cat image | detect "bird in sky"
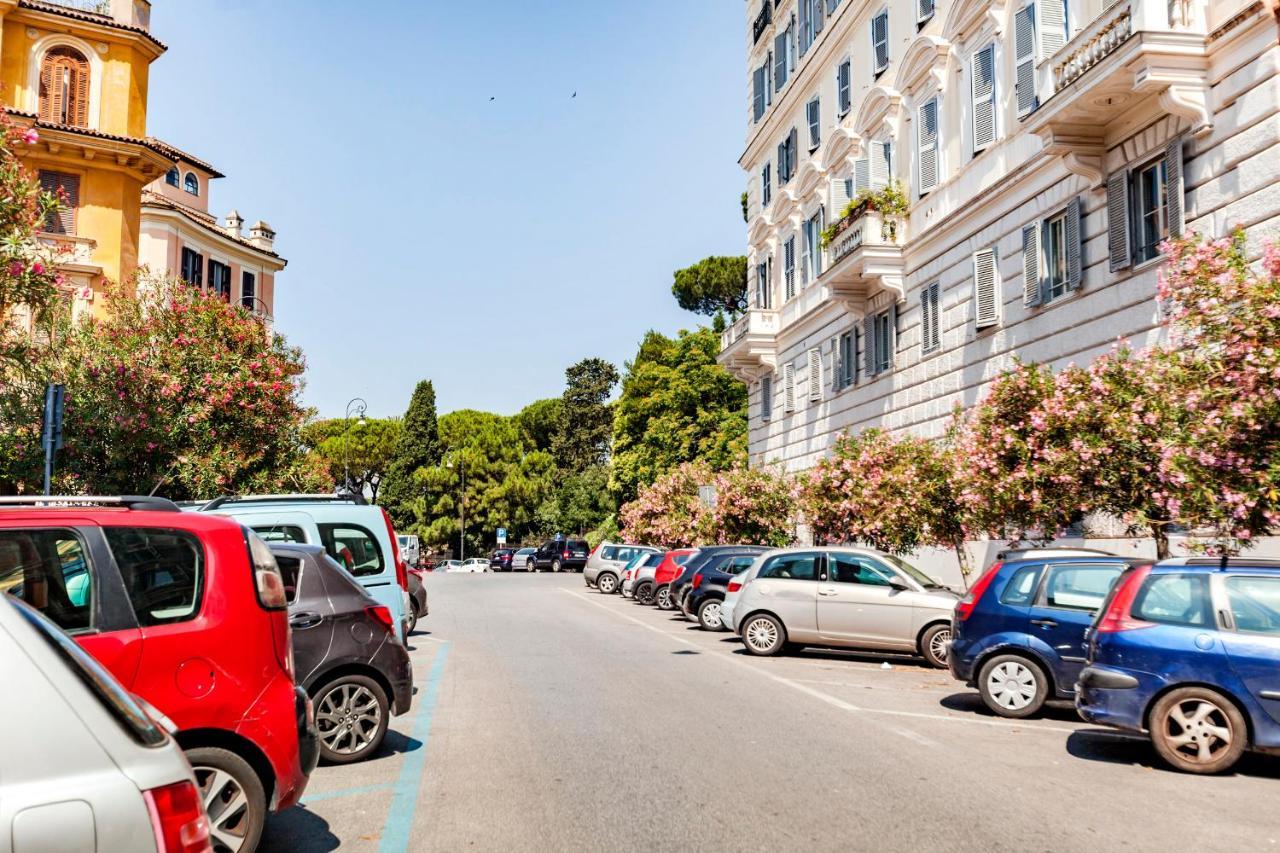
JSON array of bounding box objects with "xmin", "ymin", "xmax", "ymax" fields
[
  {"xmin": 489, "ymin": 96, "xmax": 495, "ymax": 101},
  {"xmin": 571, "ymin": 91, "xmax": 577, "ymax": 98}
]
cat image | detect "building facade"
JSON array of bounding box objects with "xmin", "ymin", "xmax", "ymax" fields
[
  {"xmin": 139, "ymin": 142, "xmax": 285, "ymax": 317},
  {"xmin": 725, "ymin": 0, "xmax": 1279, "ymax": 485}
]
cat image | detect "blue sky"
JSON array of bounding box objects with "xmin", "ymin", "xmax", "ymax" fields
[{"xmin": 146, "ymin": 0, "xmax": 745, "ymax": 420}]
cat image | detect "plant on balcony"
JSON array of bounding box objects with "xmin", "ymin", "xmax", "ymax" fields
[{"xmin": 820, "ymin": 180, "xmax": 909, "ymax": 249}]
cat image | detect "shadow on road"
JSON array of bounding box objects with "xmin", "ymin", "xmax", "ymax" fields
[
  {"xmin": 262, "ymin": 804, "xmax": 340, "ymax": 852},
  {"xmin": 1065, "ymin": 729, "xmax": 1280, "ymax": 779},
  {"xmin": 939, "ymin": 692, "xmax": 1082, "ymax": 723}
]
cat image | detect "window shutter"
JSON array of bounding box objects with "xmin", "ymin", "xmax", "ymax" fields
[
  {"xmin": 761, "ymin": 376, "xmax": 773, "ymax": 421},
  {"xmin": 784, "ymin": 363, "xmax": 797, "ymax": 411},
  {"xmin": 870, "ymin": 143, "xmax": 889, "ymax": 190},
  {"xmin": 39, "ymin": 171, "xmax": 79, "ymax": 235},
  {"xmin": 1106, "ymin": 172, "xmax": 1130, "ymax": 272},
  {"xmin": 753, "ymin": 67, "xmax": 765, "ymax": 122},
  {"xmin": 789, "ymin": 128, "xmax": 798, "ymax": 177},
  {"xmin": 890, "ymin": 302, "xmax": 899, "ymax": 363},
  {"xmin": 830, "ymin": 177, "xmax": 851, "ymax": 218},
  {"xmin": 853, "ymin": 327, "xmax": 861, "ymax": 384},
  {"xmin": 1066, "ymin": 196, "xmax": 1083, "ymax": 291},
  {"xmin": 799, "ymin": 0, "xmax": 810, "ymax": 55},
  {"xmin": 808, "ymin": 99, "xmax": 821, "ymax": 148},
  {"xmin": 918, "ymin": 99, "xmax": 939, "ymax": 194},
  {"xmin": 863, "ymin": 315, "xmax": 876, "ymax": 377},
  {"xmin": 838, "ymin": 62, "xmax": 851, "ymax": 114},
  {"xmin": 1165, "ymin": 136, "xmax": 1185, "ymax": 238},
  {"xmin": 1022, "ymin": 222, "xmax": 1041, "ymax": 307},
  {"xmin": 918, "ymin": 0, "xmax": 935, "ymax": 23},
  {"xmin": 1038, "ymin": 0, "xmax": 1066, "ymax": 59},
  {"xmin": 774, "ymin": 33, "xmax": 788, "ymax": 91},
  {"xmin": 1014, "ymin": 5, "xmax": 1037, "ymax": 115},
  {"xmin": 852, "ymin": 158, "xmax": 871, "ymax": 195},
  {"xmin": 831, "ymin": 336, "xmax": 841, "ymax": 393},
  {"xmin": 814, "ymin": 0, "xmax": 824, "ymax": 36},
  {"xmin": 919, "ymin": 287, "xmax": 933, "ymax": 354},
  {"xmin": 972, "ymin": 45, "xmax": 996, "ymax": 152},
  {"xmin": 38, "ymin": 55, "xmax": 55, "ymax": 122},
  {"xmin": 808, "ymin": 348, "xmax": 822, "ymax": 401},
  {"xmin": 71, "ymin": 58, "xmax": 89, "ymax": 127},
  {"xmin": 974, "ymin": 249, "xmax": 999, "ymax": 327},
  {"xmin": 872, "ymin": 13, "xmax": 889, "ymax": 73}
]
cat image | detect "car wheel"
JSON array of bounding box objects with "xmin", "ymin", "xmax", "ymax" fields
[
  {"xmin": 978, "ymin": 654, "xmax": 1049, "ymax": 718},
  {"xmin": 634, "ymin": 582, "xmax": 655, "ymax": 606},
  {"xmin": 742, "ymin": 613, "xmax": 787, "ymax": 656},
  {"xmin": 919, "ymin": 623, "xmax": 952, "ymax": 669},
  {"xmin": 552, "ymin": 559, "xmax": 562, "ymax": 573},
  {"xmin": 1149, "ymin": 687, "xmax": 1248, "ymax": 774},
  {"xmin": 527, "ymin": 560, "xmax": 536, "ymax": 573},
  {"xmin": 187, "ymin": 746, "xmax": 266, "ymax": 853},
  {"xmin": 408, "ymin": 600, "xmax": 420, "ymax": 634},
  {"xmin": 655, "ymin": 585, "xmax": 673, "ymax": 610},
  {"xmin": 697, "ymin": 598, "xmax": 725, "ymax": 631},
  {"xmin": 597, "ymin": 573, "xmax": 618, "ymax": 595},
  {"xmin": 314, "ymin": 675, "xmax": 390, "ymax": 765}
]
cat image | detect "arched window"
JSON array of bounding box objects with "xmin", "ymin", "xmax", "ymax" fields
[
  {"xmin": 165, "ymin": 167, "xmax": 179, "ymax": 187},
  {"xmin": 184, "ymin": 173, "xmax": 199, "ymax": 195},
  {"xmin": 38, "ymin": 46, "xmax": 90, "ymax": 127}
]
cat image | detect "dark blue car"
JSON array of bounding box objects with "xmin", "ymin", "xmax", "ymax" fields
[
  {"xmin": 1077, "ymin": 557, "xmax": 1280, "ymax": 774},
  {"xmin": 949, "ymin": 549, "xmax": 1138, "ymax": 718},
  {"xmin": 680, "ymin": 548, "xmax": 767, "ymax": 630}
]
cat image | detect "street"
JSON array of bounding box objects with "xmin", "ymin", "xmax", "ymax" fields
[{"xmin": 263, "ymin": 573, "xmax": 1280, "ymax": 853}]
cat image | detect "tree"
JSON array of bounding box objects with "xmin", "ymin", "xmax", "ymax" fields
[
  {"xmin": 514, "ymin": 397, "xmax": 561, "ymax": 453},
  {"xmin": 380, "ymin": 380, "xmax": 441, "ymax": 528},
  {"xmin": 537, "ymin": 464, "xmax": 615, "ymax": 537},
  {"xmin": 611, "ymin": 327, "xmax": 747, "ymax": 501},
  {"xmin": 710, "ymin": 466, "xmax": 794, "ymax": 547},
  {"xmin": 671, "ymin": 256, "xmax": 748, "ymax": 317},
  {"xmin": 618, "ymin": 461, "xmax": 713, "ymax": 548},
  {"xmin": 551, "ymin": 357, "xmax": 618, "ymax": 472},
  {"xmin": 301, "ymin": 417, "xmax": 401, "ymax": 502}
]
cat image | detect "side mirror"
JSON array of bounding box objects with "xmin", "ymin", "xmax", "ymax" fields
[{"xmin": 888, "ymin": 578, "xmax": 910, "ymax": 591}]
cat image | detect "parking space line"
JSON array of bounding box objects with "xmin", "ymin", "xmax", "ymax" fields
[{"xmin": 378, "ymin": 641, "xmax": 451, "ymax": 853}]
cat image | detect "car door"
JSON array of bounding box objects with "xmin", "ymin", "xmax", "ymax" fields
[
  {"xmin": 816, "ymin": 552, "xmax": 914, "ymax": 647},
  {"xmin": 753, "ymin": 552, "xmax": 822, "ymax": 640},
  {"xmin": 281, "ymin": 551, "xmax": 335, "ymax": 688},
  {"xmin": 1027, "ymin": 561, "xmax": 1126, "ymax": 685},
  {"xmin": 1219, "ymin": 573, "xmax": 1280, "ymax": 731}
]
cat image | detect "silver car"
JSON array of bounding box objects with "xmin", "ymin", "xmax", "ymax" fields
[
  {"xmin": 0, "ymin": 596, "xmax": 210, "ymax": 852},
  {"xmin": 512, "ymin": 547, "xmax": 537, "ymax": 571},
  {"xmin": 622, "ymin": 552, "xmax": 664, "ymax": 598},
  {"xmin": 584, "ymin": 542, "xmax": 661, "ymax": 593},
  {"xmin": 730, "ymin": 547, "xmax": 959, "ymax": 667}
]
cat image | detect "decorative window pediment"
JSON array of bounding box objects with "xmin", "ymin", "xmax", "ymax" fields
[
  {"xmin": 943, "ymin": 0, "xmax": 1006, "ymax": 46},
  {"xmin": 894, "ymin": 35, "xmax": 952, "ymax": 98},
  {"xmin": 854, "ymin": 85, "xmax": 903, "ymax": 142}
]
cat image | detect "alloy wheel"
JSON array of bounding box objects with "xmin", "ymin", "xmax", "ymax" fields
[
  {"xmin": 700, "ymin": 600, "xmax": 722, "ymax": 629},
  {"xmin": 928, "ymin": 627, "xmax": 952, "ymax": 664},
  {"xmin": 194, "ymin": 765, "xmax": 251, "ymax": 853},
  {"xmin": 656, "ymin": 587, "xmax": 670, "ymax": 609},
  {"xmin": 317, "ymin": 682, "xmax": 384, "ymax": 758},
  {"xmin": 1163, "ymin": 699, "xmax": 1235, "ymax": 766},
  {"xmin": 744, "ymin": 617, "xmax": 779, "ymax": 653},
  {"xmin": 598, "ymin": 574, "xmax": 617, "ymax": 594},
  {"xmin": 986, "ymin": 661, "xmax": 1037, "ymax": 711}
]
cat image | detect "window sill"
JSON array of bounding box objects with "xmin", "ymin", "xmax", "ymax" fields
[{"xmin": 1131, "ymin": 254, "xmax": 1164, "ymax": 275}]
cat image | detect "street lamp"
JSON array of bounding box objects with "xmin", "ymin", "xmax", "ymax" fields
[
  {"xmin": 343, "ymin": 397, "xmax": 367, "ymax": 494},
  {"xmin": 445, "ymin": 457, "xmax": 465, "ymax": 561}
]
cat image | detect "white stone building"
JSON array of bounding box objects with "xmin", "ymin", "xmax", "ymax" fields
[{"xmin": 725, "ymin": 0, "xmax": 1278, "ymax": 480}]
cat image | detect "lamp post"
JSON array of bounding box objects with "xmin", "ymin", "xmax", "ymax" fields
[
  {"xmin": 343, "ymin": 397, "xmax": 367, "ymax": 494},
  {"xmin": 445, "ymin": 457, "xmax": 465, "ymax": 561}
]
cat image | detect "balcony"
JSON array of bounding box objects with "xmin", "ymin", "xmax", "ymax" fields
[
  {"xmin": 42, "ymin": 0, "xmax": 112, "ymax": 14},
  {"xmin": 718, "ymin": 308, "xmax": 778, "ymax": 381},
  {"xmin": 820, "ymin": 206, "xmax": 905, "ymax": 312},
  {"xmin": 752, "ymin": 2, "xmax": 772, "ymax": 45},
  {"xmin": 38, "ymin": 232, "xmax": 99, "ymax": 270}
]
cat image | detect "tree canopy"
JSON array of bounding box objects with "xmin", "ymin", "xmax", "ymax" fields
[
  {"xmin": 671, "ymin": 256, "xmax": 748, "ymax": 317},
  {"xmin": 301, "ymin": 417, "xmax": 401, "ymax": 502},
  {"xmin": 380, "ymin": 379, "xmax": 441, "ymax": 527},
  {"xmin": 551, "ymin": 357, "xmax": 619, "ymax": 472}
]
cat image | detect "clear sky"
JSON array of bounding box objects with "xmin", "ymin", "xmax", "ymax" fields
[{"xmin": 146, "ymin": 0, "xmax": 746, "ymax": 420}]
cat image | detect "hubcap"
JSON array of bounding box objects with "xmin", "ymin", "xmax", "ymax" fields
[
  {"xmin": 929, "ymin": 628, "xmax": 952, "ymax": 663},
  {"xmin": 986, "ymin": 661, "xmax": 1037, "ymax": 710},
  {"xmin": 599, "ymin": 575, "xmax": 616, "ymax": 594},
  {"xmin": 1165, "ymin": 699, "xmax": 1233, "ymax": 764},
  {"xmin": 702, "ymin": 601, "xmax": 723, "ymax": 628},
  {"xmin": 657, "ymin": 588, "xmax": 670, "ymax": 608},
  {"xmin": 745, "ymin": 617, "xmax": 778, "ymax": 652},
  {"xmin": 317, "ymin": 683, "xmax": 383, "ymax": 756},
  {"xmin": 193, "ymin": 765, "xmax": 250, "ymax": 853}
]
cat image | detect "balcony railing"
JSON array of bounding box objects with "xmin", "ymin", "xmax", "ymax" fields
[
  {"xmin": 39, "ymin": 232, "xmax": 97, "ymax": 267},
  {"xmin": 821, "ymin": 205, "xmax": 906, "ymax": 306},
  {"xmin": 718, "ymin": 308, "xmax": 779, "ymax": 380},
  {"xmin": 721, "ymin": 308, "xmax": 778, "ymax": 351},
  {"xmin": 826, "ymin": 203, "xmax": 899, "ymax": 266},
  {"xmin": 1051, "ymin": 2, "xmax": 1133, "ymax": 92},
  {"xmin": 752, "ymin": 2, "xmax": 772, "ymax": 44},
  {"xmin": 42, "ymin": 0, "xmax": 112, "ymax": 15}
]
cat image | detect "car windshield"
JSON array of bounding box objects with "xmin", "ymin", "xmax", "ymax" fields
[{"xmin": 877, "ymin": 553, "xmax": 948, "ymax": 589}]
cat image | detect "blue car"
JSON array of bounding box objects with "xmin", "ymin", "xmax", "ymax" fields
[
  {"xmin": 949, "ymin": 549, "xmax": 1138, "ymax": 718},
  {"xmin": 1077, "ymin": 558, "xmax": 1280, "ymax": 774}
]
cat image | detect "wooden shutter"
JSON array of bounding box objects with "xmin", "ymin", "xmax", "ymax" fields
[
  {"xmin": 974, "ymin": 249, "xmax": 999, "ymax": 327},
  {"xmin": 761, "ymin": 376, "xmax": 773, "ymax": 421},
  {"xmin": 972, "ymin": 44, "xmax": 996, "ymax": 152},
  {"xmin": 1066, "ymin": 197, "xmax": 1083, "ymax": 290},
  {"xmin": 39, "ymin": 48, "xmax": 90, "ymax": 127},
  {"xmin": 774, "ymin": 33, "xmax": 788, "ymax": 91},
  {"xmin": 38, "ymin": 53, "xmax": 56, "ymax": 122},
  {"xmin": 1022, "ymin": 222, "xmax": 1041, "ymax": 307},
  {"xmin": 1107, "ymin": 172, "xmax": 1130, "ymax": 272},
  {"xmin": 1165, "ymin": 136, "xmax": 1185, "ymax": 238},
  {"xmin": 753, "ymin": 67, "xmax": 765, "ymax": 122},
  {"xmin": 872, "ymin": 13, "xmax": 889, "ymax": 72},
  {"xmin": 39, "ymin": 171, "xmax": 78, "ymax": 234},
  {"xmin": 918, "ymin": 99, "xmax": 939, "ymax": 194},
  {"xmin": 70, "ymin": 56, "xmax": 89, "ymax": 127},
  {"xmin": 863, "ymin": 316, "xmax": 876, "ymax": 377},
  {"xmin": 919, "ymin": 0, "xmax": 935, "ymax": 23},
  {"xmin": 1038, "ymin": 0, "xmax": 1066, "ymax": 58},
  {"xmin": 808, "ymin": 348, "xmax": 822, "ymax": 401},
  {"xmin": 1015, "ymin": 5, "xmax": 1037, "ymax": 115},
  {"xmin": 870, "ymin": 143, "xmax": 889, "ymax": 190},
  {"xmin": 784, "ymin": 363, "xmax": 797, "ymax": 411},
  {"xmin": 830, "ymin": 337, "xmax": 841, "ymax": 393}
]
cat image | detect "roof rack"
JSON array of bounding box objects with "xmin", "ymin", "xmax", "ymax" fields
[
  {"xmin": 995, "ymin": 547, "xmax": 1117, "ymax": 559},
  {"xmin": 200, "ymin": 492, "xmax": 368, "ymax": 511},
  {"xmin": 1179, "ymin": 557, "xmax": 1280, "ymax": 569},
  {"xmin": 0, "ymin": 495, "xmax": 181, "ymax": 512}
]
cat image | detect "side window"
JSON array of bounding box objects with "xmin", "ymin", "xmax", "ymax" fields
[
  {"xmin": 999, "ymin": 565, "xmax": 1042, "ymax": 606},
  {"xmin": 317, "ymin": 524, "xmax": 384, "ymax": 578},
  {"xmin": 0, "ymin": 529, "xmax": 93, "ymax": 631},
  {"xmin": 1041, "ymin": 564, "xmax": 1123, "ymax": 612},
  {"xmin": 1132, "ymin": 573, "xmax": 1212, "ymax": 627},
  {"xmin": 828, "ymin": 553, "xmax": 894, "ymax": 586},
  {"xmin": 725, "ymin": 555, "xmax": 758, "ymax": 575},
  {"xmin": 275, "ymin": 555, "xmax": 303, "ymax": 605},
  {"xmin": 1225, "ymin": 576, "xmax": 1280, "ymax": 636},
  {"xmin": 601, "ymin": 546, "xmax": 619, "ymax": 561},
  {"xmin": 253, "ymin": 525, "xmax": 307, "ymax": 544},
  {"xmin": 104, "ymin": 527, "xmax": 204, "ymax": 627},
  {"xmin": 758, "ymin": 552, "xmax": 820, "ymax": 581}
]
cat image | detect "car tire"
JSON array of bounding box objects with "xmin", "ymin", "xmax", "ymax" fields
[
  {"xmin": 978, "ymin": 654, "xmax": 1049, "ymax": 718},
  {"xmin": 527, "ymin": 560, "xmax": 536, "ymax": 573},
  {"xmin": 741, "ymin": 613, "xmax": 787, "ymax": 656},
  {"xmin": 1149, "ymin": 686, "xmax": 1248, "ymax": 774},
  {"xmin": 919, "ymin": 623, "xmax": 952, "ymax": 669},
  {"xmin": 655, "ymin": 585, "xmax": 673, "ymax": 610},
  {"xmin": 314, "ymin": 674, "xmax": 390, "ymax": 765},
  {"xmin": 634, "ymin": 582, "xmax": 655, "ymax": 606},
  {"xmin": 408, "ymin": 600, "xmax": 420, "ymax": 634},
  {"xmin": 552, "ymin": 559, "xmax": 562, "ymax": 573},
  {"xmin": 597, "ymin": 573, "xmax": 619, "ymax": 595},
  {"xmin": 187, "ymin": 746, "xmax": 266, "ymax": 853},
  {"xmin": 697, "ymin": 597, "xmax": 725, "ymax": 631}
]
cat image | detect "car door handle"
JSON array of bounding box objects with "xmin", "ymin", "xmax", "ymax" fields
[
  {"xmin": 818, "ymin": 589, "xmax": 838, "ymax": 596},
  {"xmin": 1031, "ymin": 619, "xmax": 1058, "ymax": 628},
  {"xmin": 289, "ymin": 612, "xmax": 323, "ymax": 629}
]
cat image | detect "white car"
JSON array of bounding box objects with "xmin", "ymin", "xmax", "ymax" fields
[
  {"xmin": 719, "ymin": 558, "xmax": 762, "ymax": 635},
  {"xmin": 448, "ymin": 558, "xmax": 490, "ymax": 573}
]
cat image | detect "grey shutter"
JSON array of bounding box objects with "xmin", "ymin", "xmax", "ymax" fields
[
  {"xmin": 788, "ymin": 128, "xmax": 798, "ymax": 180},
  {"xmin": 774, "ymin": 33, "xmax": 788, "ymax": 91},
  {"xmin": 1165, "ymin": 136, "xmax": 1185, "ymax": 238},
  {"xmin": 853, "ymin": 327, "xmax": 861, "ymax": 384},
  {"xmin": 799, "ymin": 0, "xmax": 810, "ymax": 55},
  {"xmin": 872, "ymin": 13, "xmax": 889, "ymax": 72},
  {"xmin": 918, "ymin": 0, "xmax": 935, "ymax": 22},
  {"xmin": 1015, "ymin": 5, "xmax": 1037, "ymax": 115},
  {"xmin": 854, "ymin": 158, "xmax": 871, "ymax": 194},
  {"xmin": 784, "ymin": 363, "xmax": 797, "ymax": 411},
  {"xmin": 890, "ymin": 302, "xmax": 899, "ymax": 364},
  {"xmin": 918, "ymin": 99, "xmax": 939, "ymax": 194},
  {"xmin": 1023, "ymin": 222, "xmax": 1041, "ymax": 307},
  {"xmin": 838, "ymin": 62, "xmax": 851, "ymax": 113},
  {"xmin": 972, "ymin": 44, "xmax": 996, "ymax": 152},
  {"xmin": 1039, "ymin": 0, "xmax": 1066, "ymax": 59},
  {"xmin": 808, "ymin": 348, "xmax": 823, "ymax": 401},
  {"xmin": 870, "ymin": 143, "xmax": 889, "ymax": 189},
  {"xmin": 761, "ymin": 376, "xmax": 773, "ymax": 421},
  {"xmin": 777, "ymin": 142, "xmax": 787, "ymax": 183},
  {"xmin": 814, "ymin": 0, "xmax": 824, "ymax": 35},
  {"xmin": 920, "ymin": 287, "xmax": 933, "ymax": 354},
  {"xmin": 863, "ymin": 315, "xmax": 876, "ymax": 377},
  {"xmin": 1107, "ymin": 171, "xmax": 1130, "ymax": 272},
  {"xmin": 831, "ymin": 336, "xmax": 841, "ymax": 393},
  {"xmin": 753, "ymin": 67, "xmax": 765, "ymax": 122},
  {"xmin": 1066, "ymin": 197, "xmax": 1083, "ymax": 290},
  {"xmin": 974, "ymin": 249, "xmax": 998, "ymax": 327},
  {"xmin": 830, "ymin": 177, "xmax": 851, "ymax": 218},
  {"xmin": 808, "ymin": 99, "xmax": 821, "ymax": 148}
]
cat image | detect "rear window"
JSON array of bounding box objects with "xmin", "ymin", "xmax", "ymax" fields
[
  {"xmin": 1226, "ymin": 575, "xmax": 1280, "ymax": 635},
  {"xmin": 567, "ymin": 540, "xmax": 589, "ymax": 555},
  {"xmin": 723, "ymin": 555, "xmax": 758, "ymax": 575},
  {"xmin": 1000, "ymin": 565, "xmax": 1042, "ymax": 606},
  {"xmin": 1132, "ymin": 573, "xmax": 1212, "ymax": 627},
  {"xmin": 0, "ymin": 528, "xmax": 93, "ymax": 632},
  {"xmin": 758, "ymin": 553, "xmax": 820, "ymax": 581},
  {"xmin": 253, "ymin": 524, "xmax": 307, "ymax": 544},
  {"xmin": 317, "ymin": 523, "xmax": 385, "ymax": 577},
  {"xmin": 104, "ymin": 527, "xmax": 204, "ymax": 627}
]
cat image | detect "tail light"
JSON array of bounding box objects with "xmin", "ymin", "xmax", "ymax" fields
[
  {"xmin": 589, "ymin": 543, "xmax": 602, "ymax": 558},
  {"xmin": 692, "ymin": 573, "xmax": 703, "ymax": 589},
  {"xmin": 727, "ymin": 580, "xmax": 743, "ymax": 593},
  {"xmin": 143, "ymin": 780, "xmax": 212, "ymax": 853},
  {"xmin": 563, "ymin": 550, "xmax": 570, "ymax": 560},
  {"xmin": 380, "ymin": 509, "xmax": 410, "ymax": 591},
  {"xmin": 955, "ymin": 562, "xmax": 1002, "ymax": 621},
  {"xmin": 1095, "ymin": 564, "xmax": 1155, "ymax": 634},
  {"xmin": 367, "ymin": 605, "xmax": 396, "ymax": 634}
]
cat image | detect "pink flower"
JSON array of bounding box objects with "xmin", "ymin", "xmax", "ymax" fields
[
  {"xmin": 31, "ymin": 261, "xmax": 44, "ymax": 275},
  {"xmin": 7, "ymin": 261, "xmax": 21, "ymax": 277},
  {"xmin": 21, "ymin": 128, "xmax": 38, "ymax": 145}
]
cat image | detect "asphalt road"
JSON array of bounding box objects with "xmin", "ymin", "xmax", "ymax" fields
[{"xmin": 263, "ymin": 572, "xmax": 1280, "ymax": 853}]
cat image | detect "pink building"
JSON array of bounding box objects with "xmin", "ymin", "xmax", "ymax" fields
[{"xmin": 139, "ymin": 139, "xmax": 286, "ymax": 316}]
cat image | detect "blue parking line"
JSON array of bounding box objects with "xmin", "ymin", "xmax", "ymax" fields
[
  {"xmin": 378, "ymin": 642, "xmax": 451, "ymax": 853},
  {"xmin": 301, "ymin": 783, "xmax": 394, "ymax": 804}
]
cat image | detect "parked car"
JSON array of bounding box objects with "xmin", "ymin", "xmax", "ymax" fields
[
  {"xmin": 622, "ymin": 552, "xmax": 664, "ymax": 598},
  {"xmin": 512, "ymin": 547, "xmax": 537, "ymax": 572},
  {"xmin": 0, "ymin": 594, "xmax": 212, "ymax": 853},
  {"xmin": 490, "ymin": 548, "xmax": 516, "ymax": 571},
  {"xmin": 633, "ymin": 549, "xmax": 696, "ymax": 606},
  {"xmin": 397, "ymin": 534, "xmax": 421, "ymax": 567},
  {"xmin": 682, "ymin": 549, "xmax": 770, "ymax": 631},
  {"xmin": 584, "ymin": 542, "xmax": 661, "ymax": 593},
  {"xmin": 406, "ymin": 568, "xmax": 428, "ymax": 632},
  {"xmin": 448, "ymin": 558, "xmax": 490, "ymax": 573},
  {"xmin": 729, "ymin": 547, "xmax": 957, "ymax": 667},
  {"xmin": 1077, "ymin": 557, "xmax": 1280, "ymax": 774},
  {"xmin": 0, "ymin": 495, "xmax": 319, "ymax": 853},
  {"xmin": 530, "ymin": 538, "xmax": 591, "ymax": 573},
  {"xmin": 270, "ymin": 543, "xmax": 413, "ymax": 765},
  {"xmin": 650, "ymin": 549, "xmax": 700, "ymax": 610},
  {"xmin": 437, "ymin": 559, "xmax": 463, "ymax": 572},
  {"xmin": 948, "ymin": 550, "xmax": 1138, "ymax": 717},
  {"xmin": 202, "ymin": 494, "xmax": 412, "ymax": 643},
  {"xmin": 670, "ymin": 545, "xmax": 771, "ymax": 616}
]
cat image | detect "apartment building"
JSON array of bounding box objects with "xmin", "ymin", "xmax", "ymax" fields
[{"xmin": 725, "ymin": 0, "xmax": 1279, "ymax": 481}]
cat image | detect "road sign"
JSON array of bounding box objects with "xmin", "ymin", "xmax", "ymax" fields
[{"xmin": 496, "ymin": 527, "xmax": 507, "ymax": 545}]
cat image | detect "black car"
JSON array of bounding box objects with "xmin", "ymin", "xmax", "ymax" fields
[
  {"xmin": 530, "ymin": 538, "xmax": 590, "ymax": 572},
  {"xmin": 670, "ymin": 545, "xmax": 770, "ymax": 616},
  {"xmin": 489, "ymin": 548, "xmax": 516, "ymax": 571},
  {"xmin": 270, "ymin": 543, "xmax": 414, "ymax": 764},
  {"xmin": 681, "ymin": 549, "xmax": 769, "ymax": 630}
]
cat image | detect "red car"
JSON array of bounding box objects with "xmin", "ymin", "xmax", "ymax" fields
[
  {"xmin": 649, "ymin": 548, "xmax": 698, "ymax": 610},
  {"xmin": 0, "ymin": 496, "xmax": 319, "ymax": 853}
]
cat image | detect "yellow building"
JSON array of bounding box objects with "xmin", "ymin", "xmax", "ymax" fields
[{"xmin": 0, "ymin": 0, "xmax": 168, "ymax": 316}]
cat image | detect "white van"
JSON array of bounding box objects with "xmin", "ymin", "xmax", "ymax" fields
[
  {"xmin": 397, "ymin": 534, "xmax": 421, "ymax": 567},
  {"xmin": 201, "ymin": 494, "xmax": 412, "ymax": 641}
]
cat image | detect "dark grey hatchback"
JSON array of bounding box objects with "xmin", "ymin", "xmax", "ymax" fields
[{"xmin": 270, "ymin": 543, "xmax": 414, "ymax": 764}]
